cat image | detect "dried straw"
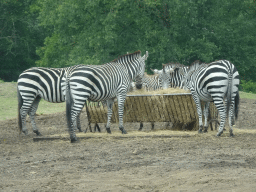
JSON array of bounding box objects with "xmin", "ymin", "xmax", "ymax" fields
[{"xmin": 85, "ymin": 87, "xmax": 218, "ymax": 131}]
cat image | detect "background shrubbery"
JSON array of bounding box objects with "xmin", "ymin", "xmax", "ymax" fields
[
  {"xmin": 240, "ymin": 80, "xmax": 256, "ymax": 94},
  {"xmin": 1, "ymin": 0, "xmax": 256, "ymax": 93}
]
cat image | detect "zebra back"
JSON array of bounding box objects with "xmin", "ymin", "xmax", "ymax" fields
[
  {"xmin": 17, "ymin": 65, "xmax": 84, "ymax": 103},
  {"xmin": 66, "ymin": 51, "xmax": 147, "ymax": 102}
]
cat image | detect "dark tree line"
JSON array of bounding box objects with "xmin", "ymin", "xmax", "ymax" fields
[{"xmin": 1, "ymin": 0, "xmax": 256, "ymax": 85}]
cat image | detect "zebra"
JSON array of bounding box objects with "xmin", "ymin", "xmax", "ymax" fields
[
  {"xmin": 179, "ymin": 60, "xmax": 240, "ymax": 136},
  {"xmin": 142, "ymin": 64, "xmax": 174, "ymax": 91},
  {"xmin": 163, "ymin": 63, "xmax": 189, "ymax": 88},
  {"xmin": 65, "ymin": 51, "xmax": 148, "ymax": 142},
  {"xmin": 17, "ymin": 65, "xmax": 84, "ymax": 136},
  {"xmin": 151, "ymin": 63, "xmax": 189, "ymax": 89}
]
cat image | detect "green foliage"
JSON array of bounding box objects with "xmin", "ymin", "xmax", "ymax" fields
[
  {"xmin": 240, "ymin": 80, "xmax": 256, "ymax": 94},
  {"xmin": 0, "ymin": 0, "xmax": 46, "ymax": 81},
  {"xmin": 0, "ymin": 0, "xmax": 256, "ymax": 83}
]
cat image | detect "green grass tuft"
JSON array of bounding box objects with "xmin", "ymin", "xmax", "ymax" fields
[{"xmin": 239, "ymin": 91, "xmax": 256, "ymax": 100}]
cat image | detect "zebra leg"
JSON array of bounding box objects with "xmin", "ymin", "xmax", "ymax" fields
[
  {"xmin": 203, "ymin": 102, "xmax": 210, "ymax": 133},
  {"xmin": 151, "ymin": 122, "xmax": 155, "ymax": 130},
  {"xmin": 20, "ymin": 107, "xmax": 30, "ymax": 135},
  {"xmin": 228, "ymin": 101, "xmax": 235, "ymax": 137},
  {"xmin": 19, "ymin": 98, "xmax": 35, "ymax": 135},
  {"xmin": 28, "ymin": 96, "xmax": 42, "ymax": 136},
  {"xmin": 106, "ymin": 99, "xmax": 115, "ymax": 134},
  {"xmin": 117, "ymin": 94, "xmax": 127, "ymax": 134},
  {"xmin": 96, "ymin": 123, "xmax": 101, "ymax": 132},
  {"xmin": 77, "ymin": 112, "xmax": 82, "ymax": 132},
  {"xmin": 66, "ymin": 93, "xmax": 85, "ymax": 143},
  {"xmin": 138, "ymin": 122, "xmax": 143, "ymax": 131},
  {"xmin": 191, "ymin": 94, "xmax": 204, "ymax": 133},
  {"xmin": 213, "ymin": 99, "xmax": 226, "ymax": 137}
]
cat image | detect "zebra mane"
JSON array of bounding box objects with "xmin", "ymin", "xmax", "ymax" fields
[{"xmin": 112, "ymin": 50, "xmax": 141, "ymax": 63}]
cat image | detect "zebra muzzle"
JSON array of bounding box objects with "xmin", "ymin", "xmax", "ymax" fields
[{"xmin": 135, "ymin": 83, "xmax": 142, "ymax": 89}]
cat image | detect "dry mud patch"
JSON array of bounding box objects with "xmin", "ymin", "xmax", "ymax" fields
[{"xmin": 0, "ymin": 98, "xmax": 256, "ymax": 191}]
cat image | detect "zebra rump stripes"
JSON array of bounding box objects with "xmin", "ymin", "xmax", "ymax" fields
[
  {"xmin": 180, "ymin": 60, "xmax": 240, "ymax": 137},
  {"xmin": 65, "ymin": 51, "xmax": 148, "ymax": 142},
  {"xmin": 17, "ymin": 66, "xmax": 83, "ymax": 136}
]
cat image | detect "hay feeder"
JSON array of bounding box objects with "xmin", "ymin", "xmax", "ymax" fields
[{"xmin": 85, "ymin": 93, "xmax": 218, "ymax": 132}]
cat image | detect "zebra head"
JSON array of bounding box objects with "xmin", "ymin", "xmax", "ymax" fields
[
  {"xmin": 161, "ymin": 64, "xmax": 175, "ymax": 89},
  {"xmin": 135, "ymin": 51, "xmax": 148, "ymax": 89}
]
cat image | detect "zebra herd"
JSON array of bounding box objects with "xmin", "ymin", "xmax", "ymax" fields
[{"xmin": 17, "ymin": 50, "xmax": 240, "ymax": 142}]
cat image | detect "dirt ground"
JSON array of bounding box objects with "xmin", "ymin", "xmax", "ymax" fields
[{"xmin": 1, "ymin": 98, "xmax": 256, "ymax": 192}]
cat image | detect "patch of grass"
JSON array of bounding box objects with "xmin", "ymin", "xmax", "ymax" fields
[
  {"xmin": 0, "ymin": 82, "xmax": 66, "ymax": 121},
  {"xmin": 239, "ymin": 91, "xmax": 256, "ymax": 100}
]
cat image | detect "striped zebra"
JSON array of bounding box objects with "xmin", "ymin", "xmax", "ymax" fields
[
  {"xmin": 17, "ymin": 65, "xmax": 83, "ymax": 136},
  {"xmin": 151, "ymin": 63, "xmax": 188, "ymax": 89},
  {"xmin": 164, "ymin": 63, "xmax": 189, "ymax": 88},
  {"xmin": 143, "ymin": 64, "xmax": 174, "ymax": 91},
  {"xmin": 179, "ymin": 60, "xmax": 240, "ymax": 136},
  {"xmin": 65, "ymin": 51, "xmax": 148, "ymax": 142}
]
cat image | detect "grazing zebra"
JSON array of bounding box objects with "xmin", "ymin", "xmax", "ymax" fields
[
  {"xmin": 163, "ymin": 63, "xmax": 189, "ymax": 88},
  {"xmin": 179, "ymin": 60, "xmax": 240, "ymax": 136},
  {"xmin": 143, "ymin": 65, "xmax": 174, "ymax": 91},
  {"xmin": 17, "ymin": 65, "xmax": 83, "ymax": 136},
  {"xmin": 151, "ymin": 63, "xmax": 188, "ymax": 89},
  {"xmin": 65, "ymin": 51, "xmax": 148, "ymax": 142}
]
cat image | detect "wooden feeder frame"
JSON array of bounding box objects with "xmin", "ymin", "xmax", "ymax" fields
[{"xmin": 85, "ymin": 93, "xmax": 218, "ymax": 131}]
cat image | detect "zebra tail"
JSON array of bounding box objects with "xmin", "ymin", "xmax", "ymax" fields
[
  {"xmin": 226, "ymin": 72, "xmax": 232, "ymax": 118},
  {"xmin": 65, "ymin": 78, "xmax": 73, "ymax": 130},
  {"xmin": 17, "ymin": 86, "xmax": 23, "ymax": 133},
  {"xmin": 234, "ymin": 91, "xmax": 240, "ymax": 120}
]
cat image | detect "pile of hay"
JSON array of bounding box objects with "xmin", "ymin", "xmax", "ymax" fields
[
  {"xmin": 128, "ymin": 87, "xmax": 190, "ymax": 96},
  {"xmin": 85, "ymin": 87, "xmax": 218, "ymax": 131}
]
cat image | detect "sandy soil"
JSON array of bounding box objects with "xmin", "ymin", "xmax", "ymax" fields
[{"xmin": 0, "ymin": 98, "xmax": 256, "ymax": 192}]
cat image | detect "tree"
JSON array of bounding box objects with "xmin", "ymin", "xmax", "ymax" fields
[{"xmin": 0, "ymin": 0, "xmax": 46, "ymax": 81}]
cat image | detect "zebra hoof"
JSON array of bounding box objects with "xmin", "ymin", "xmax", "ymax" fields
[
  {"xmin": 216, "ymin": 131, "xmax": 223, "ymax": 137},
  {"xmin": 230, "ymin": 132, "xmax": 234, "ymax": 137},
  {"xmin": 70, "ymin": 137, "xmax": 79, "ymax": 143},
  {"xmin": 203, "ymin": 128, "xmax": 208, "ymax": 133},
  {"xmin": 120, "ymin": 129, "xmax": 127, "ymax": 134},
  {"xmin": 77, "ymin": 128, "xmax": 82, "ymax": 132},
  {"xmin": 106, "ymin": 128, "xmax": 111, "ymax": 134},
  {"xmin": 33, "ymin": 130, "xmax": 42, "ymax": 136},
  {"xmin": 198, "ymin": 130, "xmax": 203, "ymax": 134},
  {"xmin": 83, "ymin": 128, "xmax": 88, "ymax": 133}
]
